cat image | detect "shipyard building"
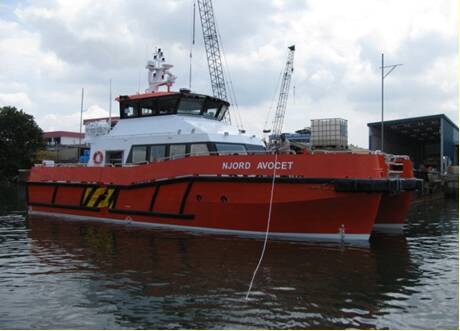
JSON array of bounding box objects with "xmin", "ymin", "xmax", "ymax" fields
[{"xmin": 368, "ymin": 114, "xmax": 459, "ymax": 173}]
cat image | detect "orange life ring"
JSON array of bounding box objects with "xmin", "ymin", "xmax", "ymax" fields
[{"xmin": 93, "ymin": 151, "xmax": 104, "ymax": 164}]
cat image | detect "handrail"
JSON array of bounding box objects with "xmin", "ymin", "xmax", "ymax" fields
[{"xmin": 34, "ymin": 148, "xmax": 412, "ymax": 168}]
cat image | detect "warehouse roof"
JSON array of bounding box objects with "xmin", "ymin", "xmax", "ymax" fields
[{"xmin": 368, "ymin": 114, "xmax": 458, "ymax": 143}]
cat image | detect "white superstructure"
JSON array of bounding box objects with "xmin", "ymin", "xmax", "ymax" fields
[{"xmin": 85, "ymin": 49, "xmax": 264, "ymax": 166}]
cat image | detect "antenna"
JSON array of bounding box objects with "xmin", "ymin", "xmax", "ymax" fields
[{"xmin": 189, "ymin": 0, "xmax": 196, "ymax": 89}]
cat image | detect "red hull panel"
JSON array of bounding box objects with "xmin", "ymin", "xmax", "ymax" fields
[
  {"xmin": 375, "ymin": 192, "xmax": 413, "ymax": 226},
  {"xmin": 28, "ymin": 153, "xmax": 387, "ymax": 185},
  {"xmin": 27, "ymin": 153, "xmax": 419, "ymax": 241},
  {"xmin": 28, "ymin": 181, "xmax": 382, "ymax": 240}
]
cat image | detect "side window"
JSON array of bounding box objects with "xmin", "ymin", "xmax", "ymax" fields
[
  {"xmin": 215, "ymin": 143, "xmax": 247, "ymax": 155},
  {"xmin": 170, "ymin": 144, "xmax": 186, "ymax": 160},
  {"xmin": 190, "ymin": 143, "xmax": 209, "ymax": 156},
  {"xmin": 150, "ymin": 145, "xmax": 166, "ymax": 162},
  {"xmin": 106, "ymin": 151, "xmax": 124, "ymax": 165},
  {"xmin": 246, "ymin": 144, "xmax": 266, "ymax": 153},
  {"xmin": 132, "ymin": 146, "xmax": 147, "ymax": 163}
]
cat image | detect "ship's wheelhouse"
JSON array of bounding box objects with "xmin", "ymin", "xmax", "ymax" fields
[{"xmin": 118, "ymin": 92, "xmax": 230, "ymax": 121}]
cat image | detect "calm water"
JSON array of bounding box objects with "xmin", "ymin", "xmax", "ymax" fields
[{"xmin": 0, "ymin": 184, "xmax": 458, "ymax": 329}]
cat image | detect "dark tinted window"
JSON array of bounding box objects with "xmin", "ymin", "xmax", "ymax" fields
[
  {"xmin": 140, "ymin": 99, "xmax": 158, "ymax": 116},
  {"xmin": 215, "ymin": 143, "xmax": 247, "ymax": 155},
  {"xmin": 177, "ymin": 98, "xmax": 203, "ymax": 115},
  {"xmin": 119, "ymin": 94, "xmax": 229, "ymax": 120},
  {"xmin": 204, "ymin": 99, "xmax": 220, "ymax": 119},
  {"xmin": 106, "ymin": 151, "xmax": 123, "ymax": 165},
  {"xmin": 122, "ymin": 104, "xmax": 137, "ymax": 118},
  {"xmin": 246, "ymin": 144, "xmax": 266, "ymax": 152},
  {"xmin": 158, "ymin": 97, "xmax": 177, "ymax": 115}
]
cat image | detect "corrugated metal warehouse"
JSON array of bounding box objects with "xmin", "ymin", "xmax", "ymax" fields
[{"xmin": 368, "ymin": 114, "xmax": 459, "ymax": 173}]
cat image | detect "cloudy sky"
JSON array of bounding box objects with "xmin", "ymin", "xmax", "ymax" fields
[{"xmin": 0, "ymin": 0, "xmax": 458, "ymax": 147}]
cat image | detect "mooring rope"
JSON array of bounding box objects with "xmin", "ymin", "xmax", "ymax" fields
[{"xmin": 245, "ymin": 152, "xmax": 278, "ymax": 300}]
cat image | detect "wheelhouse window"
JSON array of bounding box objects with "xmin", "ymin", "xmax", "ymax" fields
[
  {"xmin": 140, "ymin": 99, "xmax": 157, "ymax": 116},
  {"xmin": 132, "ymin": 146, "xmax": 147, "ymax": 163},
  {"xmin": 177, "ymin": 97, "xmax": 203, "ymax": 116},
  {"xmin": 158, "ymin": 97, "xmax": 177, "ymax": 115},
  {"xmin": 150, "ymin": 145, "xmax": 166, "ymax": 162},
  {"xmin": 119, "ymin": 94, "xmax": 229, "ymax": 120},
  {"xmin": 170, "ymin": 144, "xmax": 186, "ymax": 159},
  {"xmin": 203, "ymin": 99, "xmax": 220, "ymax": 119},
  {"xmin": 217, "ymin": 104, "xmax": 229, "ymax": 121},
  {"xmin": 141, "ymin": 107, "xmax": 153, "ymax": 116},
  {"xmin": 215, "ymin": 143, "xmax": 247, "ymax": 155},
  {"xmin": 190, "ymin": 143, "xmax": 209, "ymax": 156},
  {"xmin": 123, "ymin": 105, "xmax": 136, "ymax": 118}
]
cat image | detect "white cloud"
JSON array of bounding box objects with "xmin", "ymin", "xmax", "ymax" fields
[
  {"xmin": 0, "ymin": 0, "xmax": 457, "ymax": 147},
  {"xmin": 38, "ymin": 103, "xmax": 109, "ymax": 132},
  {"xmin": 422, "ymin": 55, "xmax": 458, "ymax": 94},
  {"xmin": 0, "ymin": 92, "xmax": 32, "ymax": 109}
]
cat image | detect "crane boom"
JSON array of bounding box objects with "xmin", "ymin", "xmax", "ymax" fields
[
  {"xmin": 197, "ymin": 0, "xmax": 228, "ymax": 102},
  {"xmin": 272, "ymin": 45, "xmax": 295, "ymax": 136}
]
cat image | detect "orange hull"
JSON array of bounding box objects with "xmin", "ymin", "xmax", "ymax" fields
[
  {"xmin": 374, "ymin": 192, "xmax": 413, "ymax": 231},
  {"xmin": 374, "ymin": 158, "xmax": 416, "ymax": 231},
  {"xmin": 26, "ymin": 153, "xmax": 418, "ymax": 241}
]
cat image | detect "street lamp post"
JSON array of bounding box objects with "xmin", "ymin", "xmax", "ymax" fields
[{"xmin": 380, "ymin": 53, "xmax": 402, "ymax": 152}]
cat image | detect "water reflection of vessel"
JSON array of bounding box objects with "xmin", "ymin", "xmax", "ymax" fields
[
  {"xmin": 26, "ymin": 49, "xmax": 419, "ymax": 241},
  {"xmin": 27, "ymin": 216, "xmax": 416, "ymax": 329}
]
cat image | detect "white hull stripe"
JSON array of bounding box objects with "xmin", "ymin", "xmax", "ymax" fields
[{"xmin": 29, "ymin": 210, "xmax": 370, "ymax": 242}]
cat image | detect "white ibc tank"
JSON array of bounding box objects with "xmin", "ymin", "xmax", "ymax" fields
[{"xmin": 311, "ymin": 118, "xmax": 348, "ymax": 148}]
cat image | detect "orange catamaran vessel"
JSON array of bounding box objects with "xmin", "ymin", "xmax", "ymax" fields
[{"xmin": 27, "ymin": 49, "xmax": 419, "ymax": 241}]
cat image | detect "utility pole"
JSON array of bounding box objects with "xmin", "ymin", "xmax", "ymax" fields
[{"xmin": 380, "ymin": 53, "xmax": 402, "ymax": 152}]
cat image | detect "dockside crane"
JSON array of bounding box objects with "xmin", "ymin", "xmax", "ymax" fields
[
  {"xmin": 195, "ymin": 0, "xmax": 245, "ymax": 129},
  {"xmin": 264, "ymin": 45, "xmax": 296, "ymax": 143},
  {"xmin": 196, "ymin": 0, "xmax": 228, "ymax": 115}
]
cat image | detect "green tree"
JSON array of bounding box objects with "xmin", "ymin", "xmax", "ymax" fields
[{"xmin": 0, "ymin": 106, "xmax": 44, "ymax": 180}]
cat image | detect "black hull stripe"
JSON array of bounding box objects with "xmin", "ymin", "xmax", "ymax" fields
[
  {"xmin": 179, "ymin": 180, "xmax": 194, "ymax": 214},
  {"xmin": 28, "ymin": 176, "xmax": 421, "ymax": 193}
]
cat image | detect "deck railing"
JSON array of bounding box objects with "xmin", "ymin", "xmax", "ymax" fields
[{"xmin": 35, "ymin": 148, "xmax": 408, "ymax": 170}]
